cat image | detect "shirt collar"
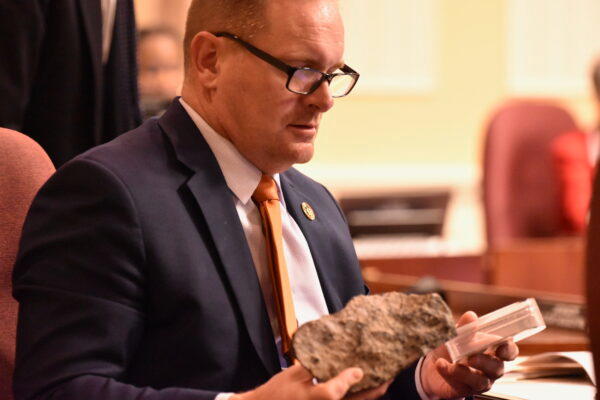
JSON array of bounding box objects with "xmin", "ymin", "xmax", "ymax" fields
[{"xmin": 179, "ymin": 98, "xmax": 284, "ymax": 205}]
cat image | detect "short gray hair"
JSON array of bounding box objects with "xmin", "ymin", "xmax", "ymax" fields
[{"xmin": 183, "ymin": 0, "xmax": 267, "ymax": 72}]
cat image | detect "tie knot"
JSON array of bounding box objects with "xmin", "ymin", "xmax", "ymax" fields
[{"xmin": 253, "ymin": 175, "xmax": 279, "ymax": 202}]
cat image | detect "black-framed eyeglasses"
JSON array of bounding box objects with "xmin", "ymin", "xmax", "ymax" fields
[{"xmin": 214, "ymin": 32, "xmax": 359, "ymax": 98}]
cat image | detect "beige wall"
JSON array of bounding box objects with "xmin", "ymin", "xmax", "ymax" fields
[
  {"xmin": 316, "ymin": 0, "xmax": 594, "ymax": 169},
  {"xmin": 132, "ymin": 0, "xmax": 597, "ymax": 247},
  {"xmin": 133, "ymin": 0, "xmax": 595, "ymax": 171}
]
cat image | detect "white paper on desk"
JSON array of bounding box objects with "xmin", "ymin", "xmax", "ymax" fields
[
  {"xmin": 486, "ymin": 377, "xmax": 596, "ymax": 400},
  {"xmin": 503, "ymin": 351, "xmax": 596, "ymax": 385}
]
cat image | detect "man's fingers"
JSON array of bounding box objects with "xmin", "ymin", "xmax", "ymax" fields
[
  {"xmin": 495, "ymin": 339, "xmax": 519, "ymax": 361},
  {"xmin": 434, "ymin": 358, "xmax": 472, "ymax": 395},
  {"xmin": 436, "ymin": 358, "xmax": 492, "ymax": 395},
  {"xmin": 345, "ymin": 379, "xmax": 393, "ymax": 400},
  {"xmin": 456, "ymin": 311, "xmax": 478, "ymax": 327},
  {"xmin": 428, "ymin": 311, "xmax": 478, "ymax": 363},
  {"xmin": 467, "ymin": 354, "xmax": 504, "ymax": 380},
  {"xmin": 313, "ymin": 368, "xmax": 364, "ymax": 399}
]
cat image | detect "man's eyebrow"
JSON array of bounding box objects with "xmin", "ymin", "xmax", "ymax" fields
[
  {"xmin": 284, "ymin": 55, "xmax": 345, "ymax": 71},
  {"xmin": 332, "ymin": 61, "xmax": 345, "ymax": 71}
]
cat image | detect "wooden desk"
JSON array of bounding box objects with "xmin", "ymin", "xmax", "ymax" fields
[
  {"xmin": 518, "ymin": 326, "xmax": 588, "ymax": 355},
  {"xmin": 488, "ymin": 237, "xmax": 585, "ymax": 296},
  {"xmin": 362, "ymin": 268, "xmax": 589, "ymax": 353},
  {"xmin": 360, "ymin": 236, "xmax": 585, "ymax": 295},
  {"xmin": 361, "ymin": 254, "xmax": 485, "ymax": 283}
]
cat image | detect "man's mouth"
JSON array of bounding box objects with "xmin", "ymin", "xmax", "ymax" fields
[{"xmin": 289, "ymin": 123, "xmax": 317, "ymax": 130}]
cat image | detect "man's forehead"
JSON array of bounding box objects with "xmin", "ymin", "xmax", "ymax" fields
[
  {"xmin": 259, "ymin": 0, "xmax": 344, "ymax": 57},
  {"xmin": 263, "ymin": 0, "xmax": 343, "ymax": 35}
]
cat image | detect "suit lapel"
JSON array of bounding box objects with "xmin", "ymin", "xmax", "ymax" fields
[
  {"xmin": 158, "ymin": 101, "xmax": 280, "ymax": 376},
  {"xmin": 280, "ymin": 175, "xmax": 344, "ymax": 313}
]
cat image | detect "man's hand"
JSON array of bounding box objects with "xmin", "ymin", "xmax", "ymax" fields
[
  {"xmin": 420, "ymin": 311, "xmax": 520, "ymax": 399},
  {"xmin": 233, "ymin": 363, "xmax": 392, "ymax": 400}
]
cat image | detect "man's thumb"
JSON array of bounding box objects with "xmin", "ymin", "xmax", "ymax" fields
[{"xmin": 328, "ymin": 368, "xmax": 363, "ymax": 397}]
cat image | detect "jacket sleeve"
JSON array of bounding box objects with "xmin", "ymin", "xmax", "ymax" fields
[
  {"xmin": 384, "ymin": 361, "xmax": 420, "ymax": 400},
  {"xmin": 0, "ymin": 0, "xmax": 47, "ymax": 130},
  {"xmin": 12, "ymin": 158, "xmax": 220, "ymax": 400}
]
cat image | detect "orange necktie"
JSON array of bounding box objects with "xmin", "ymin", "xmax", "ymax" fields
[{"xmin": 252, "ymin": 174, "xmax": 298, "ymax": 362}]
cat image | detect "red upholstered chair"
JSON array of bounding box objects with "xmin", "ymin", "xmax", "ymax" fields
[
  {"xmin": 0, "ymin": 128, "xmax": 55, "ymax": 400},
  {"xmin": 482, "ymin": 100, "xmax": 580, "ymax": 249}
]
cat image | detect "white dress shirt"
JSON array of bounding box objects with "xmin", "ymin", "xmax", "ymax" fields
[
  {"xmin": 100, "ymin": 0, "xmax": 117, "ymax": 65},
  {"xmin": 178, "ymin": 99, "xmax": 432, "ymax": 400},
  {"xmin": 179, "ymin": 99, "xmax": 329, "ymax": 356}
]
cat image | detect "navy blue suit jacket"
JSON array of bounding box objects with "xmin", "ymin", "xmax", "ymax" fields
[{"xmin": 13, "ymin": 101, "xmax": 419, "ymax": 400}]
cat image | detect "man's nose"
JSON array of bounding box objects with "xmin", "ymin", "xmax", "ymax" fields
[{"xmin": 306, "ymin": 79, "xmax": 334, "ymax": 112}]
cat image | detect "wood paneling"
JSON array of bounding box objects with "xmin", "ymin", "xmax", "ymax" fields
[
  {"xmin": 362, "ymin": 270, "xmax": 588, "ymax": 355},
  {"xmin": 488, "ymin": 237, "xmax": 585, "ymax": 295},
  {"xmin": 362, "ymin": 254, "xmax": 485, "ymax": 283}
]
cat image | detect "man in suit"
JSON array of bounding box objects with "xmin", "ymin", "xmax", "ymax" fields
[
  {"xmin": 13, "ymin": 0, "xmax": 517, "ymax": 399},
  {"xmin": 586, "ymin": 61, "xmax": 600, "ymax": 400},
  {"xmin": 0, "ymin": 0, "xmax": 141, "ymax": 167},
  {"xmin": 587, "ymin": 150, "xmax": 600, "ymax": 400}
]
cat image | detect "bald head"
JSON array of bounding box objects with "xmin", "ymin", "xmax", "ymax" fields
[
  {"xmin": 183, "ymin": 0, "xmax": 267, "ymax": 73},
  {"xmin": 181, "ymin": 0, "xmax": 346, "ymax": 174}
]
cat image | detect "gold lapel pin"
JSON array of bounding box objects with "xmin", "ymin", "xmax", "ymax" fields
[{"xmin": 301, "ymin": 202, "xmax": 316, "ymax": 221}]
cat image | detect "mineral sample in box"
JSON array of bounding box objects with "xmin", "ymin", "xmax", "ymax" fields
[{"xmin": 291, "ymin": 292, "xmax": 456, "ymax": 393}]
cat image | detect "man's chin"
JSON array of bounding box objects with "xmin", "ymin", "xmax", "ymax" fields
[
  {"xmin": 269, "ymin": 146, "xmax": 314, "ymax": 172},
  {"xmin": 291, "ymin": 145, "xmax": 314, "ymax": 165}
]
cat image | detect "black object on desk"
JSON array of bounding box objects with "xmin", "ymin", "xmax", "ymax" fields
[{"xmin": 339, "ymin": 190, "xmax": 450, "ymax": 237}]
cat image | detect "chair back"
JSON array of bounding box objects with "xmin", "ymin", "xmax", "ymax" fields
[
  {"xmin": 483, "ymin": 100, "xmax": 579, "ymax": 248},
  {"xmin": 0, "ymin": 128, "xmax": 55, "ymax": 400}
]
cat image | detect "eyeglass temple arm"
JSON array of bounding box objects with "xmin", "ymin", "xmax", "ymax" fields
[
  {"xmin": 214, "ymin": 32, "xmax": 296, "ymax": 76},
  {"xmin": 340, "ymin": 64, "xmax": 359, "ymax": 76}
]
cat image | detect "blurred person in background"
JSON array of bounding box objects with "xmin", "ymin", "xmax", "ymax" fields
[
  {"xmin": 138, "ymin": 27, "xmax": 184, "ymax": 119},
  {"xmin": 551, "ymin": 59, "xmax": 600, "ymax": 233},
  {"xmin": 0, "ymin": 0, "xmax": 141, "ymax": 167}
]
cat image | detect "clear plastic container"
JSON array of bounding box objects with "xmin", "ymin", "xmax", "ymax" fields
[{"xmin": 445, "ymin": 298, "xmax": 546, "ymax": 363}]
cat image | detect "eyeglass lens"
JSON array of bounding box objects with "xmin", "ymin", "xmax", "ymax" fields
[
  {"xmin": 289, "ymin": 69, "xmax": 356, "ymax": 97},
  {"xmin": 329, "ymin": 74, "xmax": 356, "ymax": 97}
]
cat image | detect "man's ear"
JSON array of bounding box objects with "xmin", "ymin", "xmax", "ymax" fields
[{"xmin": 189, "ymin": 32, "xmax": 221, "ymax": 89}]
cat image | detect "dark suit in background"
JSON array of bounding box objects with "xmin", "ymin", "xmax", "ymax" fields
[
  {"xmin": 586, "ymin": 151, "xmax": 600, "ymax": 395},
  {"xmin": 0, "ymin": 0, "xmax": 141, "ymax": 167},
  {"xmin": 12, "ymin": 101, "xmax": 419, "ymax": 400}
]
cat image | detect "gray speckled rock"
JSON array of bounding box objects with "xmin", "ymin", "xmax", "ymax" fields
[{"xmin": 291, "ymin": 292, "xmax": 456, "ymax": 393}]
